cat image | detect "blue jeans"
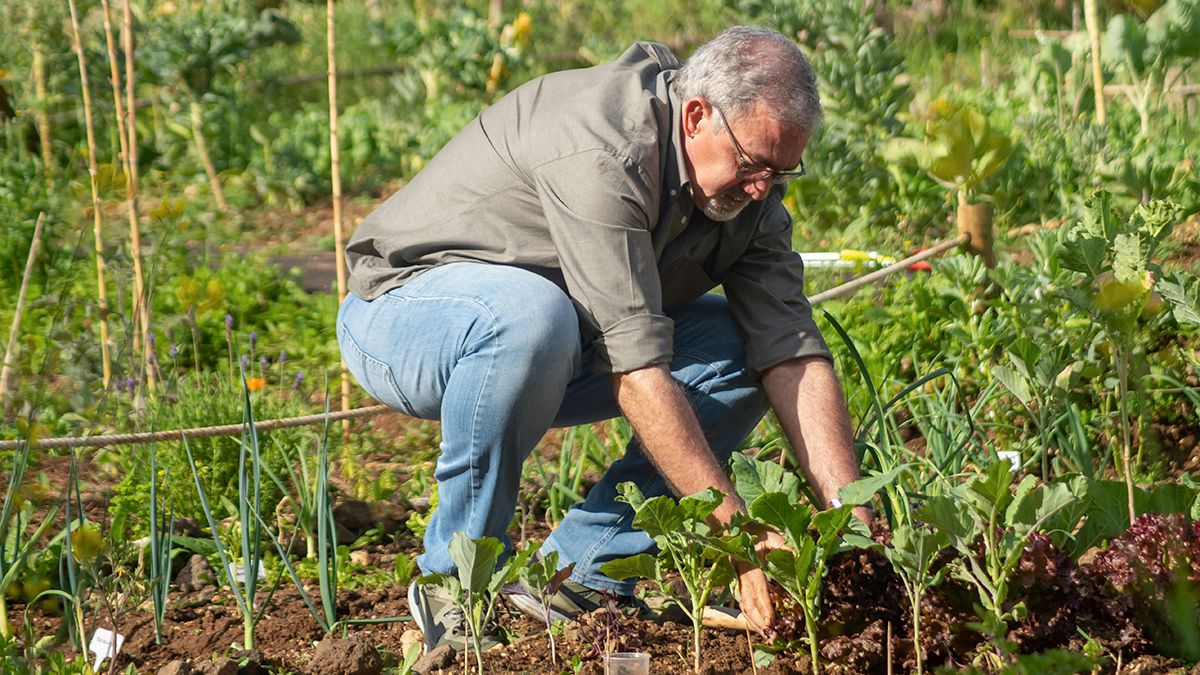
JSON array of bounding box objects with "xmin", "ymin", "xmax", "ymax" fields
[{"xmin": 337, "ymin": 263, "xmax": 768, "ymax": 594}]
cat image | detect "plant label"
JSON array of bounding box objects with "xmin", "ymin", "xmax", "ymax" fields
[
  {"xmin": 89, "ymin": 627, "xmax": 125, "ymax": 670},
  {"xmin": 997, "ymin": 450, "xmax": 1021, "ymax": 470},
  {"xmin": 233, "ymin": 560, "xmax": 267, "ymax": 583}
]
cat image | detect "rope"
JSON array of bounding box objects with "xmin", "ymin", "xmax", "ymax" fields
[
  {"xmin": 1, "ymin": 234, "xmax": 971, "ymax": 452},
  {"xmin": 0, "ymin": 404, "xmax": 392, "ymax": 451}
]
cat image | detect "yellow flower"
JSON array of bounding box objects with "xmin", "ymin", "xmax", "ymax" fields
[
  {"xmin": 246, "ymin": 377, "xmax": 267, "ymax": 392},
  {"xmin": 71, "ymin": 524, "xmax": 104, "ymax": 564}
]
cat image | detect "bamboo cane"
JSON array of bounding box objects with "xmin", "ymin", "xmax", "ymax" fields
[
  {"xmin": 327, "ymin": 0, "xmax": 352, "ymax": 434},
  {"xmin": 0, "ymin": 214, "xmax": 46, "ymax": 413},
  {"xmin": 188, "ymin": 96, "xmax": 228, "ymax": 212},
  {"xmin": 123, "ymin": 0, "xmax": 151, "ymax": 391},
  {"xmin": 99, "ymin": 0, "xmax": 153, "ymax": 392},
  {"xmin": 32, "ymin": 38, "xmax": 52, "ymax": 182},
  {"xmin": 1084, "ymin": 0, "xmax": 1107, "ymax": 125},
  {"xmin": 68, "ymin": 0, "xmax": 114, "ymax": 389}
]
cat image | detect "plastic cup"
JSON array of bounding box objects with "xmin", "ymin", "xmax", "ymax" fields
[{"xmin": 604, "ymin": 651, "xmax": 650, "ymax": 675}]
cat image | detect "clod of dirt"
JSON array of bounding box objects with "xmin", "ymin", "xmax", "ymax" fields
[
  {"xmin": 308, "ymin": 635, "xmax": 384, "ymax": 675},
  {"xmin": 333, "ymin": 500, "xmax": 375, "ymax": 533},
  {"xmin": 230, "ymin": 649, "xmax": 264, "ymax": 675},
  {"xmin": 411, "ymin": 644, "xmax": 455, "ymax": 674},
  {"xmin": 196, "ymin": 657, "xmax": 237, "ymax": 675},
  {"xmin": 175, "ymin": 554, "xmax": 216, "ymax": 592},
  {"xmin": 156, "ymin": 661, "xmax": 194, "ymax": 675}
]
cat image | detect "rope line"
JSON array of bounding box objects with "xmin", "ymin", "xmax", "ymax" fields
[{"xmin": 1, "ymin": 235, "xmax": 971, "ymax": 452}]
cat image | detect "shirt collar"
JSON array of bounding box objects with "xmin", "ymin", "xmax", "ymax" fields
[{"xmin": 665, "ymin": 77, "xmax": 693, "ymax": 207}]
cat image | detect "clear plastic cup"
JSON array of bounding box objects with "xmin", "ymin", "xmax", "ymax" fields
[{"xmin": 604, "ymin": 651, "xmax": 650, "ymax": 675}]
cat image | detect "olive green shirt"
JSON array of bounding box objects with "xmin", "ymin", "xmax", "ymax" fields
[{"xmin": 345, "ymin": 41, "xmax": 830, "ymax": 375}]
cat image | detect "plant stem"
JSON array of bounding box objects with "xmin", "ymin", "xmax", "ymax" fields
[
  {"xmin": 1084, "ymin": 0, "xmax": 1107, "ymax": 125},
  {"xmin": 187, "ymin": 97, "xmax": 228, "ymax": 212},
  {"xmin": 31, "ymin": 38, "xmax": 52, "ymax": 182},
  {"xmin": 1115, "ymin": 341, "xmax": 1137, "ymax": 524},
  {"xmin": 68, "ymin": 0, "xmax": 113, "ymax": 389},
  {"xmin": 0, "ymin": 213, "xmax": 44, "ymax": 413}
]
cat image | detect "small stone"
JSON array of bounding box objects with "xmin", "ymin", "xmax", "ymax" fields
[
  {"xmin": 231, "ymin": 649, "xmax": 264, "ymax": 675},
  {"xmin": 156, "ymin": 660, "xmax": 194, "ymax": 675},
  {"xmin": 309, "ymin": 635, "xmax": 383, "ymax": 675},
  {"xmin": 412, "ymin": 644, "xmax": 455, "ymax": 674},
  {"xmin": 349, "ymin": 550, "xmax": 372, "ymax": 566},
  {"xmin": 175, "ymin": 554, "xmax": 215, "ymax": 592},
  {"xmin": 197, "ymin": 657, "xmax": 237, "ymax": 675},
  {"xmin": 400, "ymin": 629, "xmax": 423, "ymax": 659}
]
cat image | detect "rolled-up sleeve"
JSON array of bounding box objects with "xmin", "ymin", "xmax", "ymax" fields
[
  {"xmin": 723, "ymin": 202, "xmax": 831, "ymax": 376},
  {"xmin": 532, "ymin": 150, "xmax": 674, "ymax": 373}
]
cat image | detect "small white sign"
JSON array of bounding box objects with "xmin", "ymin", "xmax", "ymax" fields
[
  {"xmin": 89, "ymin": 627, "xmax": 125, "ymax": 670},
  {"xmin": 232, "ymin": 560, "xmax": 267, "ymax": 583},
  {"xmin": 998, "ymin": 450, "xmax": 1022, "ymax": 470}
]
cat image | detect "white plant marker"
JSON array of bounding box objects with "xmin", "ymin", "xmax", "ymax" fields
[
  {"xmin": 89, "ymin": 627, "xmax": 125, "ymax": 671},
  {"xmin": 232, "ymin": 560, "xmax": 267, "ymax": 583},
  {"xmin": 997, "ymin": 450, "xmax": 1021, "ymax": 470}
]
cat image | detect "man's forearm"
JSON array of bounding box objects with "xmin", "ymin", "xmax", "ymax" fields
[
  {"xmin": 611, "ymin": 364, "xmax": 744, "ymax": 524},
  {"xmin": 762, "ymin": 356, "xmax": 862, "ymax": 509}
]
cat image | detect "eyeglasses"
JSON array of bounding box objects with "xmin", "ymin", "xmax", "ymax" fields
[{"xmin": 712, "ymin": 104, "xmax": 806, "ymax": 185}]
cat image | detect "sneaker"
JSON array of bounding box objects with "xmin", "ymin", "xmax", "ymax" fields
[
  {"xmin": 408, "ymin": 580, "xmax": 505, "ymax": 653},
  {"xmin": 504, "ymin": 577, "xmax": 652, "ymax": 623}
]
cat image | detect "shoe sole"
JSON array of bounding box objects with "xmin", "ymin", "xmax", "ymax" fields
[{"xmin": 505, "ymin": 587, "xmax": 576, "ymax": 623}]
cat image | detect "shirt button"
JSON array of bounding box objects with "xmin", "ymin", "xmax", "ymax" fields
[
  {"xmin": 670, "ymin": 189, "xmax": 677, "ymax": 197},
  {"xmin": 680, "ymin": 217, "xmax": 687, "ymax": 224}
]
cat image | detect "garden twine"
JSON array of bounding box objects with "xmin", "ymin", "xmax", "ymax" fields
[{"xmin": 1, "ymin": 234, "xmax": 976, "ymax": 452}]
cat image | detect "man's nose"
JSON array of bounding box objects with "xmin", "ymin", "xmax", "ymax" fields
[{"xmin": 743, "ymin": 177, "xmax": 772, "ymax": 200}]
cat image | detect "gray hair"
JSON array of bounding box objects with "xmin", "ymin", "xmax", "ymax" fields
[{"xmin": 673, "ymin": 26, "xmax": 822, "ymax": 135}]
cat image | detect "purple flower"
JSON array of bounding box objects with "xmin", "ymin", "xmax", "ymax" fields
[
  {"xmin": 241, "ymin": 354, "xmax": 249, "ymax": 370},
  {"xmin": 278, "ymin": 350, "xmax": 287, "ymax": 365},
  {"xmin": 260, "ymin": 356, "xmax": 268, "ymax": 371},
  {"xmin": 293, "ymin": 372, "xmax": 304, "ymax": 390},
  {"xmin": 248, "ymin": 331, "xmax": 258, "ymax": 356},
  {"xmin": 170, "ymin": 343, "xmax": 179, "ymax": 359},
  {"xmin": 148, "ymin": 332, "xmax": 156, "ymax": 349},
  {"xmin": 126, "ymin": 377, "xmax": 136, "ymax": 393},
  {"xmin": 225, "ymin": 314, "xmax": 234, "ymax": 341}
]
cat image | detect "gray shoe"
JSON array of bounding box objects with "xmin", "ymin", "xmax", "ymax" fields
[
  {"xmin": 504, "ymin": 578, "xmax": 651, "ymax": 623},
  {"xmin": 408, "ymin": 581, "xmax": 504, "ymax": 653}
]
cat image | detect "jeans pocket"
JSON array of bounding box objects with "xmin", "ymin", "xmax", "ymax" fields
[{"xmin": 337, "ymin": 322, "xmax": 416, "ymax": 416}]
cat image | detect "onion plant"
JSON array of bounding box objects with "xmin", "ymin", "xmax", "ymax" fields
[
  {"xmin": 0, "ymin": 436, "xmax": 58, "ymax": 638},
  {"xmin": 148, "ymin": 442, "xmax": 173, "ymax": 645},
  {"xmin": 183, "ymin": 370, "xmax": 284, "ymax": 650}
]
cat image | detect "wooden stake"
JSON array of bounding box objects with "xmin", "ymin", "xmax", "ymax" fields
[
  {"xmin": 327, "ymin": 0, "xmax": 352, "ymax": 433},
  {"xmin": 188, "ymin": 97, "xmax": 228, "ymax": 212},
  {"xmin": 100, "ymin": 0, "xmax": 153, "ymax": 392},
  {"xmin": 0, "ymin": 214, "xmax": 46, "ymax": 413},
  {"xmin": 1084, "ymin": 0, "xmax": 1107, "ymax": 125},
  {"xmin": 68, "ymin": 0, "xmax": 114, "ymax": 389},
  {"xmin": 124, "ymin": 0, "xmax": 152, "ymax": 392},
  {"xmin": 956, "ymin": 202, "xmax": 996, "ymax": 268},
  {"xmin": 32, "ymin": 37, "xmax": 53, "ymax": 182}
]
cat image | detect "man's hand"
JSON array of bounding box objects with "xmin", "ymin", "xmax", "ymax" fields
[{"xmin": 736, "ymin": 563, "xmax": 777, "ymax": 638}]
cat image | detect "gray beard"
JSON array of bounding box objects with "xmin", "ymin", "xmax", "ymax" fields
[{"xmin": 700, "ymin": 193, "xmax": 751, "ymax": 221}]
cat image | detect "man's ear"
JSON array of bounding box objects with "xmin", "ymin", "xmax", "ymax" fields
[{"xmin": 682, "ymin": 97, "xmax": 708, "ymax": 138}]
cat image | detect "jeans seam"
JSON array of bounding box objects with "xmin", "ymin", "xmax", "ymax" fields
[{"xmin": 378, "ymin": 292, "xmax": 501, "ymax": 353}]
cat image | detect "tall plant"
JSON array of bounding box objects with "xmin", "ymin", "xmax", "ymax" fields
[{"xmin": 1054, "ymin": 191, "xmax": 1181, "ymax": 521}]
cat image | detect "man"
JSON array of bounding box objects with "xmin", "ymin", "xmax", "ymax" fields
[{"xmin": 337, "ymin": 25, "xmax": 867, "ymax": 653}]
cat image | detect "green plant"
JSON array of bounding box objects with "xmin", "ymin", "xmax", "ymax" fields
[
  {"xmin": 147, "ymin": 441, "xmax": 173, "ymax": 645},
  {"xmin": 515, "ymin": 548, "xmax": 573, "ymax": 667},
  {"xmin": 728, "ymin": 457, "xmax": 859, "ymax": 675},
  {"xmin": 421, "ymin": 532, "xmax": 532, "ymax": 675},
  {"xmin": 868, "ymin": 523, "xmax": 948, "ymax": 675},
  {"xmin": 1101, "ymin": 0, "xmax": 1200, "ymax": 137},
  {"xmin": 183, "ymin": 371, "xmax": 285, "ymax": 650},
  {"xmin": 916, "ymin": 462, "xmax": 1082, "ymax": 667},
  {"xmin": 599, "ymin": 483, "xmax": 736, "ymax": 675},
  {"xmin": 882, "ymin": 98, "xmax": 1013, "ymax": 207},
  {"xmin": 1055, "ymin": 191, "xmax": 1182, "ymax": 520},
  {"xmin": 0, "ymin": 437, "xmax": 59, "ymax": 638}
]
